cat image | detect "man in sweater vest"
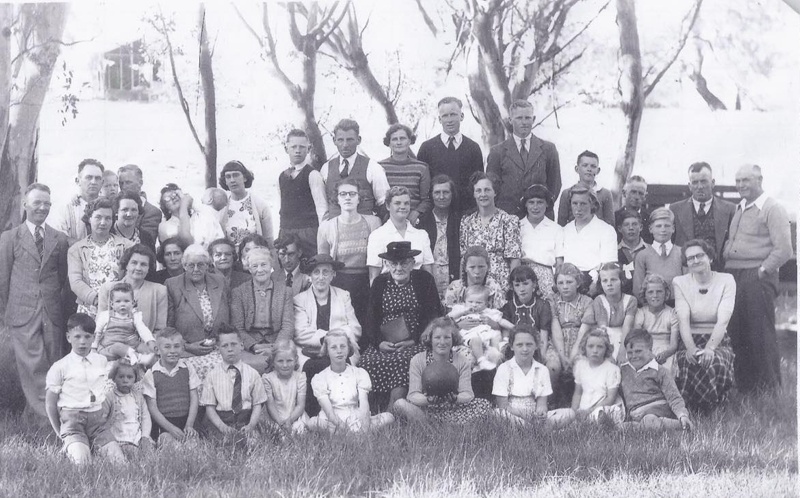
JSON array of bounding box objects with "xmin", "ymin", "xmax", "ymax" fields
[
  {"xmin": 417, "ymin": 97, "xmax": 484, "ymax": 214},
  {"xmin": 320, "ymin": 119, "xmax": 390, "ymax": 220},
  {"xmin": 278, "ymin": 129, "xmax": 327, "ymax": 258},
  {"xmin": 723, "ymin": 164, "xmax": 792, "ymax": 393},
  {"xmin": 670, "ymin": 163, "xmax": 735, "ymax": 270}
]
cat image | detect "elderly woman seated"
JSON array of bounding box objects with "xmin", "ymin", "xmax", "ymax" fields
[{"xmin": 230, "ymin": 247, "xmax": 294, "ymax": 373}]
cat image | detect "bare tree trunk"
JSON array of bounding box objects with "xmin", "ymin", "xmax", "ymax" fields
[
  {"xmin": 466, "ymin": 48, "xmax": 507, "ymax": 146},
  {"xmin": 0, "ymin": 3, "xmax": 69, "ymax": 231},
  {"xmin": 300, "ymin": 43, "xmax": 327, "ymax": 167},
  {"xmin": 0, "ymin": 4, "xmax": 11, "ymax": 162},
  {"xmin": 689, "ymin": 71, "xmax": 727, "ymax": 110},
  {"xmin": 198, "ymin": 5, "xmax": 217, "ymax": 187},
  {"xmin": 612, "ymin": 0, "xmax": 644, "ymax": 204}
]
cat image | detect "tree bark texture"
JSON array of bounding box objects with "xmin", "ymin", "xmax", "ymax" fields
[
  {"xmin": 466, "ymin": 47, "xmax": 507, "ymax": 147},
  {"xmin": 198, "ymin": 5, "xmax": 218, "ymax": 188}
]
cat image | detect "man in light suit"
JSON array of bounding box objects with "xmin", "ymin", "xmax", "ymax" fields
[
  {"xmin": 669, "ymin": 162, "xmax": 735, "ymax": 270},
  {"xmin": 274, "ymin": 234, "xmax": 311, "ymax": 296},
  {"xmin": 118, "ymin": 164, "xmax": 163, "ymax": 243},
  {"xmin": 0, "ymin": 183, "xmax": 70, "ymax": 418},
  {"xmin": 486, "ymin": 99, "xmax": 561, "ymax": 219}
]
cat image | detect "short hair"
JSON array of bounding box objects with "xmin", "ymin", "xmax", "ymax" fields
[
  {"xmin": 469, "ymin": 171, "xmax": 499, "ymax": 191},
  {"xmin": 508, "ymin": 263, "xmax": 542, "ymax": 300},
  {"xmin": 577, "ymin": 150, "xmax": 599, "ymax": 164},
  {"xmin": 624, "ymin": 329, "xmax": 653, "ymax": 350},
  {"xmin": 638, "ymin": 273, "xmax": 672, "ymax": 304},
  {"xmin": 553, "ymin": 262, "xmax": 589, "ymax": 296},
  {"xmin": 625, "ymin": 175, "xmax": 648, "ymax": 188},
  {"xmin": 508, "ymin": 99, "xmax": 533, "ymax": 113},
  {"xmin": 272, "ymin": 340, "xmax": 300, "ymax": 368},
  {"xmin": 285, "ymin": 128, "xmax": 308, "ymax": 142},
  {"xmin": 182, "ymin": 244, "xmax": 212, "ymax": 266},
  {"xmin": 83, "ymin": 197, "xmax": 115, "ymax": 230},
  {"xmin": 274, "ymin": 233, "xmax": 302, "ymax": 253},
  {"xmin": 109, "ymin": 360, "xmax": 143, "ymax": 383},
  {"xmin": 437, "ymin": 96, "xmax": 463, "ymax": 109},
  {"xmin": 579, "ymin": 328, "xmax": 614, "ymax": 359},
  {"xmin": 78, "ymin": 158, "xmax": 105, "ymax": 174},
  {"xmin": 519, "ymin": 184, "xmax": 553, "ymax": 215},
  {"xmin": 681, "ymin": 238, "xmax": 715, "ymax": 266},
  {"xmin": 113, "ymin": 190, "xmax": 143, "ymax": 215},
  {"xmin": 568, "ymin": 186, "xmax": 599, "ymax": 214},
  {"xmin": 320, "ymin": 329, "xmax": 359, "ymax": 358},
  {"xmin": 118, "ymin": 164, "xmax": 143, "ymax": 179},
  {"xmin": 156, "ymin": 237, "xmax": 187, "ymax": 265},
  {"xmin": 505, "ymin": 323, "xmax": 542, "ymax": 362},
  {"xmin": 333, "ymin": 119, "xmax": 360, "ymax": 136},
  {"xmin": 615, "ymin": 208, "xmax": 642, "ymax": 228},
  {"xmin": 648, "ymin": 207, "xmax": 674, "ymax": 226},
  {"xmin": 420, "ymin": 317, "xmax": 462, "ymax": 350},
  {"xmin": 211, "ymin": 322, "xmax": 241, "ymax": 343},
  {"xmin": 67, "ymin": 313, "xmax": 96, "ymax": 334},
  {"xmin": 208, "ymin": 238, "xmax": 237, "ymax": 259},
  {"xmin": 688, "ymin": 162, "xmax": 712, "ymax": 175},
  {"xmin": 108, "ymin": 281, "xmax": 134, "ymax": 303},
  {"xmin": 159, "ymin": 183, "xmax": 181, "ymax": 219},
  {"xmin": 335, "ymin": 177, "xmax": 360, "ymax": 193},
  {"xmin": 218, "ymin": 160, "xmax": 255, "ymax": 190},
  {"xmin": 464, "ymin": 285, "xmax": 490, "ymax": 302},
  {"xmin": 103, "ymin": 170, "xmax": 118, "ymax": 180},
  {"xmin": 460, "ymin": 246, "xmax": 491, "ymax": 285},
  {"xmin": 25, "ymin": 182, "xmax": 51, "ymax": 195},
  {"xmin": 430, "ymin": 174, "xmax": 457, "ymax": 206},
  {"xmin": 385, "ymin": 185, "xmax": 411, "ymax": 206},
  {"xmin": 382, "ymin": 123, "xmax": 416, "ymax": 147},
  {"xmin": 119, "ymin": 244, "xmax": 157, "ymax": 280},
  {"xmin": 237, "ymin": 234, "xmax": 271, "ymax": 262},
  {"xmin": 597, "ymin": 262, "xmax": 626, "ymax": 296},
  {"xmin": 155, "ymin": 327, "xmax": 183, "ymax": 341}
]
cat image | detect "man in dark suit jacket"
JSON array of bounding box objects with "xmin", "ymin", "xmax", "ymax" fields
[
  {"xmin": 118, "ymin": 164, "xmax": 162, "ymax": 242},
  {"xmin": 274, "ymin": 234, "xmax": 311, "ymax": 296},
  {"xmin": 670, "ymin": 162, "xmax": 735, "ymax": 269},
  {"xmin": 486, "ymin": 100, "xmax": 561, "ymax": 218},
  {"xmin": 417, "ymin": 97, "xmax": 484, "ymax": 214},
  {"xmin": 0, "ymin": 183, "xmax": 70, "ymax": 418}
]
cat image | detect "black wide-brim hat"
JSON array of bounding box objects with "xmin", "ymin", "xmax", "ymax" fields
[
  {"xmin": 301, "ymin": 254, "xmax": 346, "ymax": 274},
  {"xmin": 378, "ymin": 241, "xmax": 421, "ymax": 262}
]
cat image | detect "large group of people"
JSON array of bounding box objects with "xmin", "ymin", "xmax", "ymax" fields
[{"xmin": 0, "ymin": 96, "xmax": 793, "ymax": 465}]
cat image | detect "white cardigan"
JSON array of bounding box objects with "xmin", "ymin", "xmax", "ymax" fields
[{"xmin": 293, "ymin": 286, "xmax": 361, "ymax": 352}]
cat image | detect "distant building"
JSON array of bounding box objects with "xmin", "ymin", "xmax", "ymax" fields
[{"xmin": 100, "ymin": 39, "xmax": 161, "ymax": 101}]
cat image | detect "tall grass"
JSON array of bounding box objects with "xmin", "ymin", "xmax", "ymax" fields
[{"xmin": 1, "ymin": 364, "xmax": 795, "ymax": 497}]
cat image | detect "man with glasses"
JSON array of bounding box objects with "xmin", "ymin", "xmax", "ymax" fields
[{"xmin": 274, "ymin": 234, "xmax": 311, "ymax": 297}]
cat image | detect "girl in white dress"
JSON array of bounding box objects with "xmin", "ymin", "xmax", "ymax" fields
[{"xmin": 571, "ymin": 328, "xmax": 622, "ymax": 422}]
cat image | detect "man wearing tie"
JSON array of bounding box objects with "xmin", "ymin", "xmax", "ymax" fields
[
  {"xmin": 670, "ymin": 162, "xmax": 735, "ymax": 270},
  {"xmin": 486, "ymin": 100, "xmax": 561, "ymax": 219},
  {"xmin": 0, "ymin": 183, "xmax": 70, "ymax": 419},
  {"xmin": 273, "ymin": 234, "xmax": 311, "ymax": 297}
]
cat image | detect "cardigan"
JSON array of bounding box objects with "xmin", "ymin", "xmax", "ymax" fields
[
  {"xmin": 364, "ymin": 270, "xmax": 443, "ymax": 350},
  {"xmin": 723, "ymin": 195, "xmax": 792, "ymax": 274},
  {"xmin": 293, "ymin": 286, "xmax": 362, "ymax": 354},
  {"xmin": 418, "ymin": 208, "xmax": 462, "ymax": 283},
  {"xmin": 67, "ymin": 234, "xmax": 134, "ymax": 308},
  {"xmin": 317, "ymin": 214, "xmax": 383, "ymax": 266},
  {"xmin": 98, "ymin": 279, "xmax": 168, "ymax": 333},
  {"xmin": 230, "ymin": 272, "xmax": 294, "ymax": 351}
]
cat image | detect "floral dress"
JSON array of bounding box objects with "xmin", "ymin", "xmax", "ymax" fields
[
  {"xmin": 225, "ymin": 194, "xmax": 258, "ymax": 246},
  {"xmin": 76, "ymin": 236, "xmax": 129, "ymax": 317},
  {"xmin": 459, "ymin": 209, "xmax": 522, "ymax": 294},
  {"xmin": 550, "ymin": 294, "xmax": 593, "ymax": 370}
]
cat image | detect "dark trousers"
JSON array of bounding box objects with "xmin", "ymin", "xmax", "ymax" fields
[
  {"xmin": 216, "ymin": 409, "xmax": 253, "ymax": 432},
  {"xmin": 151, "ymin": 414, "xmax": 188, "ymax": 440},
  {"xmin": 728, "ymin": 268, "xmax": 781, "ymax": 392}
]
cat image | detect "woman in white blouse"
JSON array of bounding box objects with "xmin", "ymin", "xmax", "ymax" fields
[{"xmin": 519, "ymin": 184, "xmax": 563, "ymax": 300}]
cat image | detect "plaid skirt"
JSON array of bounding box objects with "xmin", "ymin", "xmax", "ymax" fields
[{"xmin": 675, "ymin": 334, "xmax": 735, "ymax": 413}]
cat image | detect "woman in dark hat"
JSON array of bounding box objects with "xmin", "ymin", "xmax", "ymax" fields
[
  {"xmin": 518, "ymin": 184, "xmax": 563, "ymax": 300},
  {"xmin": 358, "ymin": 241, "xmax": 444, "ymax": 411},
  {"xmin": 218, "ymin": 160, "xmax": 274, "ymax": 247},
  {"xmin": 295, "ymin": 253, "xmax": 363, "ymax": 415}
]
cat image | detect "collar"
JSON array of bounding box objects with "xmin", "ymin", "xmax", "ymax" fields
[
  {"xmin": 440, "ymin": 132, "xmax": 463, "ymax": 148},
  {"xmin": 387, "ymin": 221, "xmax": 419, "ymax": 235},
  {"xmin": 619, "ymin": 239, "xmax": 646, "ymax": 252},
  {"xmin": 254, "ymin": 276, "xmax": 274, "ymax": 290},
  {"xmin": 512, "ymin": 357, "xmax": 544, "ymax": 372},
  {"xmin": 652, "ymin": 240, "xmax": 674, "ymax": 254},
  {"xmin": 623, "ymin": 358, "xmax": 659, "ymax": 373},
  {"xmin": 223, "ymin": 360, "xmax": 245, "ymax": 371},
  {"xmin": 526, "ymin": 216, "xmax": 555, "ymax": 229},
  {"xmin": 340, "ymin": 152, "xmax": 358, "ymax": 164},
  {"xmin": 68, "ymin": 351, "xmax": 97, "ymax": 363},
  {"xmin": 739, "ymin": 192, "xmax": 767, "ymax": 211},
  {"xmin": 692, "ymin": 197, "xmax": 713, "ymax": 212},
  {"xmin": 512, "ymin": 134, "xmax": 530, "ymax": 150},
  {"xmin": 152, "ymin": 359, "xmax": 188, "ymax": 375},
  {"xmin": 25, "ymin": 219, "xmax": 43, "ymax": 237},
  {"xmin": 288, "ymin": 161, "xmax": 311, "ymax": 173}
]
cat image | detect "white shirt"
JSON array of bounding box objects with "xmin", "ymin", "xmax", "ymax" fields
[
  {"xmin": 738, "ymin": 192, "xmax": 768, "ymax": 212},
  {"xmin": 492, "ymin": 358, "xmax": 552, "ymax": 399},
  {"xmin": 141, "ymin": 359, "xmax": 201, "ymax": 399},
  {"xmin": 366, "ymin": 221, "xmax": 435, "ymax": 271},
  {"xmin": 439, "ymin": 132, "xmax": 463, "ymax": 149},
  {"xmin": 45, "ymin": 351, "xmax": 109, "ymax": 411},
  {"xmin": 48, "ymin": 195, "xmax": 89, "ymax": 241},
  {"xmin": 622, "ymin": 358, "xmax": 660, "ymax": 374},
  {"xmin": 573, "ymin": 358, "xmax": 621, "ymax": 410},
  {"xmin": 512, "ymin": 134, "xmax": 531, "ymax": 154},
  {"xmin": 25, "ymin": 219, "xmax": 44, "ymax": 238},
  {"xmin": 562, "ymin": 216, "xmax": 618, "ymax": 271},
  {"xmin": 692, "ymin": 197, "xmax": 713, "ymax": 213},
  {"xmin": 320, "ymin": 153, "xmax": 391, "ymax": 207},
  {"xmin": 519, "ymin": 217, "xmax": 564, "ymax": 267},
  {"xmin": 651, "ymin": 240, "xmax": 675, "ymax": 256}
]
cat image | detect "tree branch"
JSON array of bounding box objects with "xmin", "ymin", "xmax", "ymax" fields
[
  {"xmin": 528, "ymin": 49, "xmax": 584, "ymax": 96},
  {"xmin": 231, "ymin": 4, "xmax": 266, "ymax": 50},
  {"xmin": 413, "ymin": 0, "xmax": 439, "ymax": 36},
  {"xmin": 9, "ymin": 37, "xmax": 95, "ymax": 67},
  {"xmin": 315, "ymin": 1, "xmax": 350, "ymax": 48}
]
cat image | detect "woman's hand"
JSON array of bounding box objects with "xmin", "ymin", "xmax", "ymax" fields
[
  {"xmin": 394, "ymin": 340, "xmax": 415, "ymax": 352},
  {"xmin": 378, "ymin": 341, "xmax": 397, "ymax": 352},
  {"xmin": 534, "ymin": 405, "xmax": 548, "ymax": 419},
  {"xmin": 185, "ymin": 340, "xmax": 215, "ymax": 356},
  {"xmin": 180, "ymin": 193, "xmax": 193, "ymax": 211}
]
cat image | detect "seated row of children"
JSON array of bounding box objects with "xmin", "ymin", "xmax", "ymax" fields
[{"xmin": 46, "ymin": 308, "xmax": 690, "ymax": 464}]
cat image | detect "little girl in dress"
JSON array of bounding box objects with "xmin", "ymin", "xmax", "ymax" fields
[
  {"xmin": 262, "ymin": 341, "xmax": 309, "ymax": 435},
  {"xmin": 571, "ymin": 328, "xmax": 622, "ymax": 422},
  {"xmin": 308, "ymin": 330, "xmax": 394, "ymax": 433},
  {"xmin": 93, "ymin": 282, "xmax": 156, "ymax": 365},
  {"xmin": 104, "ymin": 361, "xmax": 153, "ymax": 459},
  {"xmin": 634, "ymin": 274, "xmax": 679, "ymax": 372}
]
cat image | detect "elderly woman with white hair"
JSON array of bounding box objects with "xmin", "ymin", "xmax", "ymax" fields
[{"xmin": 166, "ymin": 243, "xmax": 230, "ymax": 379}]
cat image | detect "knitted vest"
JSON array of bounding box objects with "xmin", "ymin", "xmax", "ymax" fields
[
  {"xmin": 692, "ymin": 202, "xmax": 717, "ymax": 256},
  {"xmin": 152, "ymin": 367, "xmax": 191, "ymax": 418},
  {"xmin": 279, "ymin": 165, "xmax": 318, "ymax": 229},
  {"xmin": 325, "ymin": 155, "xmax": 374, "ymax": 216}
]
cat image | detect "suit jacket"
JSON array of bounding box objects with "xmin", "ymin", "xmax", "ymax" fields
[
  {"xmin": 670, "ymin": 197, "xmax": 735, "ymax": 264},
  {"xmin": 166, "ymin": 272, "xmax": 230, "ymax": 344},
  {"xmin": 274, "ymin": 268, "xmax": 311, "ymax": 296},
  {"xmin": 294, "ymin": 286, "xmax": 361, "ymax": 353},
  {"xmin": 486, "ymin": 135, "xmax": 561, "ymax": 217},
  {"xmin": 0, "ymin": 224, "xmax": 69, "ymax": 329},
  {"xmin": 418, "ymin": 209, "xmax": 462, "ymax": 283},
  {"xmin": 230, "ymin": 272, "xmax": 294, "ymax": 351},
  {"xmin": 139, "ymin": 200, "xmax": 163, "ymax": 244}
]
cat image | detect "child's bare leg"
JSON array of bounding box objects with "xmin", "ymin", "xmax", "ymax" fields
[
  {"xmin": 468, "ymin": 337, "xmax": 483, "ymax": 360},
  {"xmin": 545, "ymin": 408, "xmax": 575, "ymax": 430},
  {"xmin": 393, "ymin": 399, "xmax": 427, "ymax": 423},
  {"xmin": 100, "ymin": 343, "xmax": 134, "ymax": 361},
  {"xmin": 65, "ymin": 442, "xmax": 92, "ymax": 465},
  {"xmin": 641, "ymin": 414, "xmax": 663, "ymax": 430},
  {"xmin": 546, "ymin": 354, "xmax": 561, "ymax": 393},
  {"xmin": 388, "ymin": 387, "xmax": 407, "ymax": 409},
  {"xmin": 98, "ymin": 441, "xmax": 127, "ymax": 463},
  {"xmin": 659, "ymin": 417, "xmax": 682, "ymax": 431},
  {"xmin": 158, "ymin": 432, "xmax": 179, "ymax": 447},
  {"xmin": 370, "ymin": 412, "xmax": 395, "ymax": 430}
]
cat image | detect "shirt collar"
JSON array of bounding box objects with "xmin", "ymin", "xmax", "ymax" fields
[
  {"xmin": 618, "ymin": 239, "xmax": 645, "ymax": 252},
  {"xmin": 440, "ymin": 132, "xmax": 463, "ymax": 148},
  {"xmin": 512, "ymin": 357, "xmax": 544, "ymax": 372},
  {"xmin": 152, "ymin": 359, "xmax": 188, "ymax": 375},
  {"xmin": 340, "ymin": 152, "xmax": 358, "ymax": 165},
  {"xmin": 739, "ymin": 192, "xmax": 768, "ymax": 211},
  {"xmin": 25, "ymin": 219, "xmax": 43, "ymax": 237},
  {"xmin": 623, "ymin": 358, "xmax": 659, "ymax": 373},
  {"xmin": 512, "ymin": 134, "xmax": 530, "ymax": 150},
  {"xmin": 692, "ymin": 197, "xmax": 713, "ymax": 212},
  {"xmin": 223, "ymin": 360, "xmax": 245, "ymax": 371},
  {"xmin": 69, "ymin": 351, "xmax": 96, "ymax": 363},
  {"xmin": 652, "ymin": 240, "xmax": 674, "ymax": 254}
]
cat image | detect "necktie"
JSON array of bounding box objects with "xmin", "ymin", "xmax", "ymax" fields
[
  {"xmin": 229, "ymin": 365, "xmax": 242, "ymax": 414},
  {"xmin": 285, "ymin": 271, "xmax": 293, "ymax": 289},
  {"xmin": 520, "ymin": 139, "xmax": 529, "ymax": 163},
  {"xmin": 698, "ymin": 202, "xmax": 706, "ymax": 217},
  {"xmin": 660, "ymin": 243, "xmax": 667, "ymax": 257},
  {"xmin": 340, "ymin": 159, "xmax": 350, "ymax": 178},
  {"xmin": 447, "ymin": 136, "xmax": 456, "ymax": 151},
  {"xmin": 35, "ymin": 226, "xmax": 44, "ymax": 260}
]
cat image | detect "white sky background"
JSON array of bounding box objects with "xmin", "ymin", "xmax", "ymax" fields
[{"xmin": 34, "ymin": 0, "xmax": 800, "ymax": 218}]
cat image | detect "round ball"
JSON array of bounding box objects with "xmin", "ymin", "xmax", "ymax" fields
[{"xmin": 421, "ymin": 361, "xmax": 459, "ymax": 397}]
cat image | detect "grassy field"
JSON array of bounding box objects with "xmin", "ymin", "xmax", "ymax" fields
[{"xmin": 0, "ymin": 359, "xmax": 795, "ymax": 497}]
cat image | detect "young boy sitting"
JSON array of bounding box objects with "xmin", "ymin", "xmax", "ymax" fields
[
  {"xmin": 141, "ymin": 327, "xmax": 201, "ymax": 445},
  {"xmin": 45, "ymin": 313, "xmax": 125, "ymax": 464},
  {"xmin": 619, "ymin": 329, "xmax": 693, "ymax": 431},
  {"xmin": 200, "ymin": 324, "xmax": 267, "ymax": 437}
]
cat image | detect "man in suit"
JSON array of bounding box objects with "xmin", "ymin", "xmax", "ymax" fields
[
  {"xmin": 0, "ymin": 183, "xmax": 70, "ymax": 418},
  {"xmin": 118, "ymin": 164, "xmax": 163, "ymax": 243},
  {"xmin": 669, "ymin": 162, "xmax": 735, "ymax": 270},
  {"xmin": 274, "ymin": 234, "xmax": 311, "ymax": 296},
  {"xmin": 486, "ymin": 99, "xmax": 561, "ymax": 219},
  {"xmin": 416, "ymin": 97, "xmax": 484, "ymax": 214},
  {"xmin": 48, "ymin": 158, "xmax": 104, "ymax": 245}
]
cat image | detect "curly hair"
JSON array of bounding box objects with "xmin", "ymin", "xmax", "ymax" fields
[
  {"xmin": 638, "ymin": 273, "xmax": 671, "ymax": 305},
  {"xmin": 82, "ymin": 197, "xmax": 115, "ymax": 233},
  {"xmin": 119, "ymin": 243, "xmax": 157, "ymax": 281},
  {"xmin": 382, "ymin": 123, "xmax": 416, "ymax": 147},
  {"xmin": 578, "ymin": 327, "xmax": 614, "ymax": 360},
  {"xmin": 553, "ymin": 262, "xmax": 589, "ymax": 296},
  {"xmin": 420, "ymin": 317, "xmax": 463, "ymax": 351},
  {"xmin": 218, "ymin": 160, "xmax": 255, "ymax": 190}
]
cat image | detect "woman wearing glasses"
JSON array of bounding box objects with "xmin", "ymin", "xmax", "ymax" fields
[{"xmin": 317, "ymin": 178, "xmax": 382, "ymax": 328}]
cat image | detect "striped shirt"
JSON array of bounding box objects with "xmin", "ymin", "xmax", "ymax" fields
[
  {"xmin": 378, "ymin": 156, "xmax": 432, "ymax": 216},
  {"xmin": 200, "ymin": 360, "xmax": 267, "ymax": 411}
]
